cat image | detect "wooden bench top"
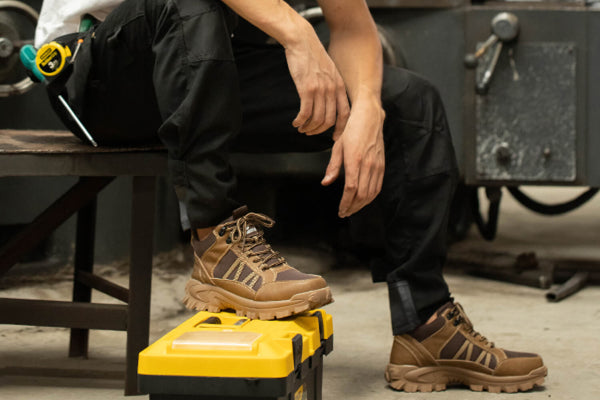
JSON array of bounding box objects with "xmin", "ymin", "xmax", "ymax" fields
[
  {"xmin": 0, "ymin": 130, "xmax": 167, "ymax": 177},
  {"xmin": 0, "ymin": 130, "xmax": 165, "ymax": 154},
  {"xmin": 0, "ymin": 129, "xmax": 330, "ymax": 178}
]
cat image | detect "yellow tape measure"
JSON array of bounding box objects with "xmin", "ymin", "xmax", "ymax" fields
[{"xmin": 35, "ymin": 41, "xmax": 72, "ymax": 77}]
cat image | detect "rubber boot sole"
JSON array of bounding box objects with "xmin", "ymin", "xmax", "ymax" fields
[
  {"xmin": 385, "ymin": 364, "xmax": 547, "ymax": 393},
  {"xmin": 183, "ymin": 278, "xmax": 333, "ymax": 320}
]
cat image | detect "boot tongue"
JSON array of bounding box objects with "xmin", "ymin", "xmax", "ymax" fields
[
  {"xmin": 232, "ymin": 205, "xmax": 249, "ymax": 219},
  {"xmin": 243, "ymin": 225, "xmax": 281, "ymax": 267},
  {"xmin": 231, "ymin": 208, "xmax": 282, "ymax": 268},
  {"xmin": 219, "ymin": 206, "xmax": 248, "ymax": 224},
  {"xmin": 246, "ymin": 224, "xmax": 259, "ymax": 237}
]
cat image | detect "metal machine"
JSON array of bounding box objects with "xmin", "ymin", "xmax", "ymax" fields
[
  {"xmin": 372, "ymin": 0, "xmax": 600, "ymax": 239},
  {"xmin": 0, "ymin": 0, "xmax": 37, "ymax": 97}
]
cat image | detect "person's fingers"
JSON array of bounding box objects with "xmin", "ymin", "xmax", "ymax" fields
[
  {"xmin": 301, "ymin": 93, "xmax": 326, "ymax": 134},
  {"xmin": 368, "ymin": 163, "xmax": 381, "ymax": 203},
  {"xmin": 292, "ymin": 86, "xmax": 315, "ymax": 129},
  {"xmin": 375, "ymin": 157, "xmax": 385, "ymax": 198},
  {"xmin": 346, "ymin": 158, "xmax": 373, "ymax": 216},
  {"xmin": 332, "ymin": 84, "xmax": 350, "ymax": 141},
  {"xmin": 301, "ymin": 79, "xmax": 332, "ymax": 134},
  {"xmin": 306, "ymin": 82, "xmax": 337, "ymax": 135},
  {"xmin": 364, "ymin": 149, "xmax": 384, "ymax": 205},
  {"xmin": 321, "ymin": 140, "xmax": 343, "ymax": 186},
  {"xmin": 344, "ymin": 150, "xmax": 386, "ymax": 217},
  {"xmin": 338, "ymin": 159, "xmax": 359, "ymax": 218},
  {"xmin": 323, "ymin": 85, "xmax": 338, "ymax": 131}
]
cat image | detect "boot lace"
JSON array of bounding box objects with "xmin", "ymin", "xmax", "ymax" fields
[
  {"xmin": 222, "ymin": 212, "xmax": 284, "ymax": 270},
  {"xmin": 446, "ymin": 303, "xmax": 494, "ymax": 348}
]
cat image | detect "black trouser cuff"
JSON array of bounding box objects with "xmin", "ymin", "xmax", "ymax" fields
[{"xmin": 388, "ymin": 280, "xmax": 422, "ymax": 336}]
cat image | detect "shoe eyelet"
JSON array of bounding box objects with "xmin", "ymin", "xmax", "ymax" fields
[
  {"xmin": 226, "ymin": 237, "xmax": 232, "ymax": 244},
  {"xmin": 218, "ymin": 227, "xmax": 227, "ymax": 236}
]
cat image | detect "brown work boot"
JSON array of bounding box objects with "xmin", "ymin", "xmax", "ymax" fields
[
  {"xmin": 385, "ymin": 301, "xmax": 547, "ymax": 393},
  {"xmin": 183, "ymin": 206, "xmax": 333, "ymax": 320}
]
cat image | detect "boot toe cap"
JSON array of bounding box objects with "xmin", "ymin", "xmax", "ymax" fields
[
  {"xmin": 495, "ymin": 352, "xmax": 545, "ymax": 376},
  {"xmin": 256, "ymin": 275, "xmax": 329, "ymax": 301}
]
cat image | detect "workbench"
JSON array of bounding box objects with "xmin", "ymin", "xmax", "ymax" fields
[
  {"xmin": 0, "ymin": 129, "xmax": 166, "ymax": 395},
  {"xmin": 0, "ymin": 129, "xmax": 332, "ymax": 395}
]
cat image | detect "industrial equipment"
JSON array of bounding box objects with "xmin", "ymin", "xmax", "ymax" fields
[
  {"xmin": 1, "ymin": 0, "xmax": 599, "ymax": 252},
  {"xmin": 0, "ymin": 0, "xmax": 37, "ymax": 96}
]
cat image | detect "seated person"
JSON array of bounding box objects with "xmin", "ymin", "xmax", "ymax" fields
[{"xmin": 34, "ymin": 0, "xmax": 547, "ymax": 392}]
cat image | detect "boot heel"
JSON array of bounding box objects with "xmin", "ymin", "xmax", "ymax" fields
[
  {"xmin": 385, "ymin": 364, "xmax": 446, "ymax": 393},
  {"xmin": 183, "ymin": 280, "xmax": 222, "ymax": 313}
]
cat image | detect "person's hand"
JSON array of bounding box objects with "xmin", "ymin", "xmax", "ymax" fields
[
  {"xmin": 321, "ymin": 98, "xmax": 385, "ymax": 218},
  {"xmin": 284, "ymin": 24, "xmax": 350, "ymax": 139}
]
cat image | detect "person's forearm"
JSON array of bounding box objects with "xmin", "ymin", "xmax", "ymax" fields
[
  {"xmin": 222, "ymin": 0, "xmax": 350, "ymax": 138},
  {"xmin": 322, "ymin": 2, "xmax": 383, "ymax": 106},
  {"xmin": 220, "ymin": 0, "xmax": 313, "ymax": 48},
  {"xmin": 318, "ymin": 1, "xmax": 385, "ymax": 219}
]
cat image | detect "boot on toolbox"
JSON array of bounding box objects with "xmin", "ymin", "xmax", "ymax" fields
[{"xmin": 183, "ymin": 206, "xmax": 333, "ymax": 320}]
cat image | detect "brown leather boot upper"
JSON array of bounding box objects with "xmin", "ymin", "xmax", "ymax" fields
[
  {"xmin": 390, "ymin": 302, "xmax": 544, "ymax": 377},
  {"xmin": 191, "ymin": 206, "xmax": 328, "ymax": 302}
]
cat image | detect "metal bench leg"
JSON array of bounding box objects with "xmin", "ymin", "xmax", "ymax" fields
[
  {"xmin": 125, "ymin": 176, "xmax": 156, "ymax": 395},
  {"xmin": 0, "ymin": 177, "xmax": 113, "ymax": 277},
  {"xmin": 69, "ymin": 194, "xmax": 98, "ymax": 358}
]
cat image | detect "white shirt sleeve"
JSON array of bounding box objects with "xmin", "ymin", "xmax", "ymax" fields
[{"xmin": 35, "ymin": 0, "xmax": 124, "ymax": 47}]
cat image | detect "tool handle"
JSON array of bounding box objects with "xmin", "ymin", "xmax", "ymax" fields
[
  {"xmin": 20, "ymin": 44, "xmax": 46, "ymax": 83},
  {"xmin": 79, "ymin": 14, "xmax": 98, "ymax": 33}
]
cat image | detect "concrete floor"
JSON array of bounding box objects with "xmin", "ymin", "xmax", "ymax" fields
[{"xmin": 1, "ymin": 187, "xmax": 599, "ymax": 399}]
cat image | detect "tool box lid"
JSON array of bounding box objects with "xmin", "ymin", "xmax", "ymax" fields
[{"xmin": 138, "ymin": 309, "xmax": 333, "ymax": 379}]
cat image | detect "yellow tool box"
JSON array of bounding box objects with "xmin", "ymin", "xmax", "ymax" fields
[{"xmin": 138, "ymin": 309, "xmax": 333, "ymax": 400}]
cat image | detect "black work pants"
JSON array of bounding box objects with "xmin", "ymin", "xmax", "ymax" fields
[{"xmin": 56, "ymin": 0, "xmax": 458, "ymax": 335}]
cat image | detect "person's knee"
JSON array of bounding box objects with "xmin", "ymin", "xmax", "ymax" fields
[
  {"xmin": 381, "ymin": 67, "xmax": 457, "ymax": 179},
  {"xmin": 149, "ymin": 0, "xmax": 235, "ymax": 63},
  {"xmin": 382, "ymin": 67, "xmax": 448, "ymax": 132},
  {"xmin": 148, "ymin": 0, "xmax": 220, "ymax": 13},
  {"xmin": 412, "ymin": 74, "xmax": 444, "ymax": 115},
  {"xmin": 147, "ymin": 0, "xmax": 233, "ymax": 34}
]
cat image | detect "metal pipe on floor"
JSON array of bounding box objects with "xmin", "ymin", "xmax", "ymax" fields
[{"xmin": 546, "ymin": 272, "xmax": 589, "ymax": 303}]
